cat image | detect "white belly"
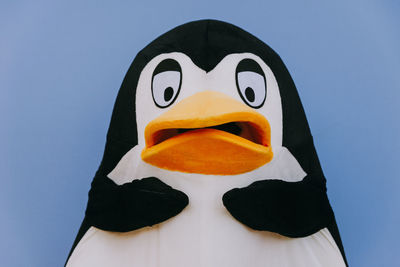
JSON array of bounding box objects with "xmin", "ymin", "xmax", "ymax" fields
[{"xmin": 66, "ymin": 146, "xmax": 345, "ymax": 267}]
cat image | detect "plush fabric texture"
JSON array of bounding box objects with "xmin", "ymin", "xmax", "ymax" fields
[
  {"xmin": 223, "ymin": 176, "xmax": 334, "ymax": 237},
  {"xmin": 66, "ymin": 19, "xmax": 347, "ymax": 266},
  {"xmin": 86, "ymin": 173, "xmax": 188, "ymax": 232}
]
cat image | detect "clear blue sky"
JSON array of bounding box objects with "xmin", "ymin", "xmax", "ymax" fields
[{"xmin": 1, "ymin": 0, "xmax": 399, "ymax": 266}]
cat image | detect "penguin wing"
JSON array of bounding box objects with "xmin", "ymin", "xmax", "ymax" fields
[
  {"xmin": 222, "ymin": 176, "xmax": 334, "ymax": 238},
  {"xmin": 85, "ymin": 172, "xmax": 189, "ymax": 232}
]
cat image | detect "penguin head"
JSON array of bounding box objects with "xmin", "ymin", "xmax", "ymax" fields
[
  {"xmin": 102, "ymin": 20, "xmax": 319, "ymax": 181},
  {"xmin": 135, "ymin": 51, "xmax": 285, "ymax": 175}
]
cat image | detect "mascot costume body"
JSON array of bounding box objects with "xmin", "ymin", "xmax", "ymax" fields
[{"xmin": 66, "ymin": 20, "xmax": 347, "ymax": 267}]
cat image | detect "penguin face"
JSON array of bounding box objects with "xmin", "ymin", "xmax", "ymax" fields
[{"xmin": 135, "ymin": 52, "xmax": 283, "ymax": 175}]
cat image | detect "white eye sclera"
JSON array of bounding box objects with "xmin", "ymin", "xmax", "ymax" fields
[
  {"xmin": 237, "ymin": 71, "xmax": 266, "ymax": 108},
  {"xmin": 152, "ymin": 70, "xmax": 181, "ymax": 107},
  {"xmin": 151, "ymin": 58, "xmax": 182, "ymax": 108},
  {"xmin": 236, "ymin": 58, "xmax": 266, "ymax": 108}
]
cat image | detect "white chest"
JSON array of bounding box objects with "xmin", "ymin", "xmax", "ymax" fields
[{"xmin": 66, "ymin": 147, "xmax": 345, "ymax": 267}]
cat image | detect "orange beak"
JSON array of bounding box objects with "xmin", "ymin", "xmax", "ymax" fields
[{"xmin": 141, "ymin": 91, "xmax": 273, "ymax": 175}]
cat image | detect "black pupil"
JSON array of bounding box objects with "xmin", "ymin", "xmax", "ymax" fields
[
  {"xmin": 164, "ymin": 87, "xmax": 174, "ymax": 102},
  {"xmin": 245, "ymin": 87, "xmax": 255, "ymax": 102}
]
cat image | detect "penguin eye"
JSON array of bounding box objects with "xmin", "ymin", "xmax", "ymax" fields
[
  {"xmin": 235, "ymin": 59, "xmax": 266, "ymax": 108},
  {"xmin": 152, "ymin": 59, "xmax": 182, "ymax": 108}
]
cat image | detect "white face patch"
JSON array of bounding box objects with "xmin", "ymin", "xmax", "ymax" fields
[
  {"xmin": 109, "ymin": 52, "xmax": 306, "ymax": 185},
  {"xmin": 135, "ymin": 52, "xmax": 283, "ymax": 153}
]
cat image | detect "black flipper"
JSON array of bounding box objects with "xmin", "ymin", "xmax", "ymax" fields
[
  {"xmin": 222, "ymin": 176, "xmax": 334, "ymax": 238},
  {"xmin": 85, "ymin": 172, "xmax": 189, "ymax": 232}
]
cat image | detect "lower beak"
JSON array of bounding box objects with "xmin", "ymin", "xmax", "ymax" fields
[{"xmin": 141, "ymin": 91, "xmax": 273, "ymax": 175}]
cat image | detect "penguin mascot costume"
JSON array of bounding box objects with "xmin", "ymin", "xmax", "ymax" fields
[{"xmin": 66, "ymin": 20, "xmax": 347, "ymax": 267}]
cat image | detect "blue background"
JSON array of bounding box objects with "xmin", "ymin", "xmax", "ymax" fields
[{"xmin": 1, "ymin": 0, "xmax": 399, "ymax": 266}]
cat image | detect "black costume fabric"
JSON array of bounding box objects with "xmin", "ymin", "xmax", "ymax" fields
[
  {"xmin": 66, "ymin": 19, "xmax": 347, "ymax": 266},
  {"xmin": 86, "ymin": 173, "xmax": 188, "ymax": 232}
]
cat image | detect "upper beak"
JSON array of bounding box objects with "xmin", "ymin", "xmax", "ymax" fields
[{"xmin": 141, "ymin": 90, "xmax": 273, "ymax": 175}]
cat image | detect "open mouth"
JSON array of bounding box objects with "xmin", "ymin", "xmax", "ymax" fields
[
  {"xmin": 141, "ymin": 91, "xmax": 273, "ymax": 175},
  {"xmin": 149, "ymin": 121, "xmax": 266, "ymax": 147}
]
